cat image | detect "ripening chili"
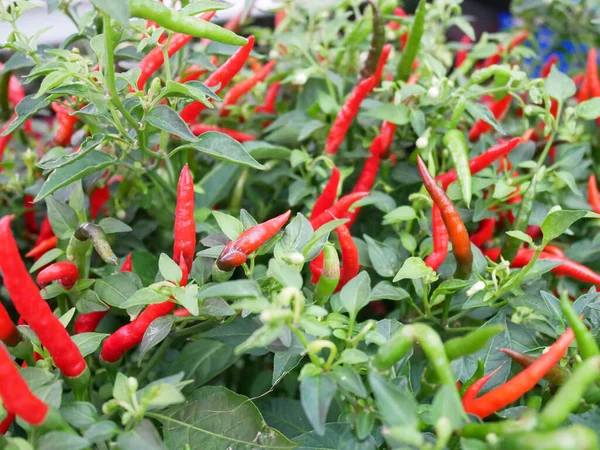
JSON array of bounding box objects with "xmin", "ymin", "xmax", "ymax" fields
[
  {"xmin": 180, "ymin": 36, "xmax": 256, "ymax": 123},
  {"xmin": 463, "ymin": 328, "xmax": 574, "ymax": 418},
  {"xmin": 190, "ymin": 124, "xmax": 257, "ymax": 142},
  {"xmin": 309, "ymin": 191, "xmax": 370, "ymax": 231},
  {"xmin": 587, "ymin": 174, "xmax": 600, "ymax": 214},
  {"xmin": 220, "ymin": 60, "xmax": 277, "ymax": 116},
  {"xmin": 325, "ymin": 75, "xmax": 377, "ymax": 155},
  {"xmin": 311, "ymin": 166, "xmax": 341, "ymax": 220},
  {"xmin": 216, "ymin": 210, "xmax": 291, "ymax": 271},
  {"xmin": 173, "ymin": 164, "xmax": 196, "ymax": 270},
  {"xmin": 417, "ymin": 156, "xmax": 473, "ymax": 279},
  {"xmin": 36, "ymin": 262, "xmax": 79, "ymax": 290},
  {"xmin": 0, "ymin": 215, "xmax": 87, "ymax": 378},
  {"xmin": 499, "ymin": 347, "xmax": 570, "ymax": 386},
  {"xmin": 360, "ymin": 0, "xmax": 384, "ymax": 80},
  {"xmin": 469, "ymin": 95, "xmax": 512, "ymax": 141}
]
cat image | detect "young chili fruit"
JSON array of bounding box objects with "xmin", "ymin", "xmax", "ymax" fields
[
  {"xmin": 501, "ymin": 176, "xmax": 536, "ymax": 261},
  {"xmin": 314, "ymin": 243, "xmax": 340, "ymax": 305},
  {"xmin": 0, "ymin": 215, "xmax": 87, "ymax": 378},
  {"xmin": 36, "ymin": 262, "xmax": 79, "ymax": 290},
  {"xmin": 190, "ymin": 124, "xmax": 256, "ymax": 142},
  {"xmin": 311, "ymin": 166, "xmax": 341, "ymax": 220},
  {"xmin": 0, "ymin": 344, "xmax": 48, "ymax": 426},
  {"xmin": 396, "ymin": 0, "xmax": 426, "ymax": 81},
  {"xmin": 560, "ymin": 293, "xmax": 600, "ymax": 360},
  {"xmin": 173, "ymin": 164, "xmax": 196, "ymax": 270},
  {"xmin": 220, "ymin": 60, "xmax": 276, "ymax": 116},
  {"xmin": 417, "ymin": 156, "xmax": 473, "ymax": 279},
  {"xmin": 444, "ymin": 324, "xmax": 505, "ymax": 361},
  {"xmin": 129, "ymin": 0, "xmax": 247, "ymax": 45},
  {"xmin": 498, "ymin": 424, "xmax": 598, "ymax": 450},
  {"xmin": 463, "ymin": 328, "xmax": 575, "ymax": 418},
  {"xmin": 216, "ymin": 210, "xmax": 292, "ymax": 271},
  {"xmin": 0, "ymin": 302, "xmax": 18, "ymax": 346},
  {"xmin": 499, "ymin": 347, "xmax": 570, "ymax": 386},
  {"xmin": 180, "ymin": 36, "xmax": 256, "ymax": 123},
  {"xmin": 325, "ymin": 75, "xmax": 377, "ymax": 155}
]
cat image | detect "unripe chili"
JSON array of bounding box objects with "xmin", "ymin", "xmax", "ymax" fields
[
  {"xmin": 220, "ymin": 60, "xmax": 276, "ymax": 116},
  {"xmin": 444, "ymin": 325, "xmax": 505, "ymax": 361},
  {"xmin": 360, "ymin": 0, "xmax": 384, "ymax": 80},
  {"xmin": 216, "ymin": 210, "xmax": 291, "ymax": 271},
  {"xmin": 396, "ymin": 0, "xmax": 426, "ymax": 81},
  {"xmin": 498, "ymin": 424, "xmax": 598, "ymax": 450},
  {"xmin": 173, "ymin": 164, "xmax": 196, "ymax": 270},
  {"xmin": 417, "ymin": 156, "xmax": 473, "ymax": 279},
  {"xmin": 190, "ymin": 124, "xmax": 256, "ymax": 142},
  {"xmin": 36, "ymin": 262, "xmax": 79, "ymax": 290},
  {"xmin": 560, "ymin": 293, "xmax": 600, "ymax": 359},
  {"xmin": 0, "ymin": 215, "xmax": 87, "ymax": 378}
]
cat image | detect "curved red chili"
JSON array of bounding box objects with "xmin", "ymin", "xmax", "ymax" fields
[
  {"xmin": 325, "ymin": 75, "xmax": 377, "ymax": 155},
  {"xmin": 310, "ymin": 192, "xmax": 370, "ymax": 231},
  {"xmin": 0, "ymin": 301, "xmax": 18, "ymax": 346},
  {"xmin": 0, "ymin": 215, "xmax": 87, "ymax": 378},
  {"xmin": 36, "ymin": 262, "xmax": 79, "ymax": 290},
  {"xmin": 541, "ymin": 54, "xmax": 559, "ymax": 78},
  {"xmin": 335, "ymin": 224, "xmax": 359, "ymax": 291},
  {"xmin": 255, "ymin": 81, "xmax": 281, "ymax": 114},
  {"xmin": 469, "ymin": 95, "xmax": 512, "ymax": 141},
  {"xmin": 220, "ymin": 60, "xmax": 276, "ymax": 116},
  {"xmin": 180, "ymin": 36, "xmax": 256, "ymax": 123},
  {"xmin": 470, "ymin": 218, "xmax": 496, "ymax": 248},
  {"xmin": 311, "ymin": 166, "xmax": 341, "ymax": 220},
  {"xmin": 379, "ymin": 120, "xmax": 397, "ymax": 158},
  {"xmin": 425, "ymin": 205, "xmax": 449, "ymax": 270},
  {"xmin": 173, "ymin": 164, "xmax": 196, "ymax": 270},
  {"xmin": 26, "ymin": 236, "xmax": 58, "ymax": 259},
  {"xmin": 462, "ymin": 365, "xmax": 504, "ymax": 409},
  {"xmin": 374, "ymin": 43, "xmax": 392, "ymax": 85},
  {"xmin": 588, "ymin": 174, "xmax": 600, "ymax": 214},
  {"xmin": 190, "ymin": 124, "xmax": 256, "ymax": 142},
  {"xmin": 217, "ymin": 210, "xmax": 292, "ymax": 271},
  {"xmin": 51, "ymin": 102, "xmax": 78, "ymax": 147}
]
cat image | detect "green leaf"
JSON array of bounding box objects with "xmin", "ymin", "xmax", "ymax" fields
[
  {"xmin": 38, "ymin": 432, "xmax": 90, "ymax": 450},
  {"xmin": 36, "ymin": 71, "xmax": 72, "ymax": 98},
  {"xmin": 268, "ymin": 259, "xmax": 303, "ymax": 289},
  {"xmin": 383, "ymin": 206, "xmax": 417, "ymax": 224},
  {"xmin": 121, "ymin": 288, "xmax": 170, "ymax": 309},
  {"xmin": 368, "ymin": 371, "xmax": 418, "ymax": 429},
  {"xmin": 35, "ymin": 151, "xmax": 116, "ymax": 202},
  {"xmin": 575, "ymin": 98, "xmax": 600, "ymax": 120},
  {"xmin": 541, "ymin": 209, "xmax": 596, "ymax": 246},
  {"xmin": 300, "ymin": 374, "xmax": 337, "ymax": 436},
  {"xmin": 544, "ymin": 66, "xmax": 576, "ymax": 102},
  {"xmin": 339, "ymin": 271, "xmax": 371, "ymax": 317},
  {"xmin": 90, "ymin": 0, "xmax": 130, "ymax": 26},
  {"xmin": 60, "ymin": 402, "xmax": 99, "ymax": 429},
  {"xmin": 198, "ymin": 280, "xmax": 261, "ymax": 299},
  {"xmin": 72, "ymin": 332, "xmax": 109, "ymax": 357},
  {"xmin": 94, "ymin": 273, "xmax": 142, "ymax": 307},
  {"xmin": 146, "ymin": 105, "xmax": 198, "ymax": 142},
  {"xmin": 140, "ymin": 316, "xmax": 175, "ymax": 359},
  {"xmin": 29, "ymin": 249, "xmax": 64, "ymax": 273},
  {"xmin": 331, "ymin": 365, "xmax": 367, "ymax": 398},
  {"xmin": 46, "ymin": 197, "xmax": 77, "ymax": 239},
  {"xmin": 506, "ymin": 230, "xmax": 533, "ymax": 246},
  {"xmin": 172, "ymin": 285, "xmax": 199, "ymax": 316},
  {"xmin": 257, "ymin": 398, "xmax": 312, "ymax": 439},
  {"xmin": 158, "ymin": 253, "xmax": 182, "ymax": 284},
  {"xmin": 303, "ymin": 219, "xmax": 348, "ymax": 259},
  {"xmin": 161, "ymin": 386, "xmax": 295, "ymax": 448},
  {"xmin": 466, "ymin": 102, "xmax": 504, "ymax": 134},
  {"xmin": 98, "ymin": 218, "xmax": 132, "ymax": 234},
  {"xmin": 37, "ymin": 134, "xmax": 105, "ymax": 170},
  {"xmin": 393, "ymin": 257, "xmax": 437, "ymax": 282},
  {"xmin": 161, "ymin": 80, "xmax": 216, "ymax": 107},
  {"xmin": 1, "ymin": 95, "xmax": 50, "ymax": 136},
  {"xmin": 190, "ymin": 132, "xmax": 264, "ymax": 169},
  {"xmin": 365, "ymin": 103, "xmax": 410, "ymax": 125},
  {"xmin": 212, "ymin": 210, "xmax": 244, "ymax": 240}
]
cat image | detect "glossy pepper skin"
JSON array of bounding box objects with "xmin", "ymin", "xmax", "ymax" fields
[
  {"xmin": 190, "ymin": 124, "xmax": 256, "ymax": 142},
  {"xmin": 470, "ymin": 217, "xmax": 496, "ymax": 248},
  {"xmin": 463, "ymin": 328, "xmax": 574, "ymax": 419},
  {"xmin": 462, "ymin": 365, "xmax": 504, "ymax": 409},
  {"xmin": 587, "ymin": 174, "xmax": 600, "ymax": 214},
  {"xmin": 0, "ymin": 215, "xmax": 87, "ymax": 378},
  {"xmin": 444, "ymin": 325, "xmax": 505, "ymax": 361},
  {"xmin": 500, "ymin": 176, "xmax": 537, "ymax": 262},
  {"xmin": 325, "ymin": 75, "xmax": 377, "ymax": 155},
  {"xmin": 180, "ymin": 36, "xmax": 256, "ymax": 123},
  {"xmin": 217, "ymin": 210, "xmax": 292, "ymax": 271},
  {"xmin": 26, "ymin": 236, "xmax": 58, "ymax": 259},
  {"xmin": 101, "ymin": 254, "xmax": 188, "ymax": 363},
  {"xmin": 425, "ymin": 205, "xmax": 449, "ymax": 270},
  {"xmin": 309, "ymin": 192, "xmax": 369, "ymax": 231},
  {"xmin": 0, "ymin": 302, "xmax": 18, "ymax": 346},
  {"xmin": 136, "ymin": 11, "xmax": 216, "ymax": 90},
  {"xmin": 51, "ymin": 102, "xmax": 78, "ymax": 147},
  {"xmin": 74, "ymin": 253, "xmax": 132, "ymax": 334},
  {"xmin": 314, "ymin": 244, "xmax": 340, "ymax": 305},
  {"xmin": 311, "ymin": 166, "xmax": 341, "ymax": 220},
  {"xmin": 417, "ymin": 156, "xmax": 473, "ymax": 279},
  {"xmin": 220, "ymin": 60, "xmax": 276, "ymax": 116},
  {"xmin": 0, "ymin": 344, "xmax": 48, "ymax": 426},
  {"xmin": 36, "ymin": 262, "xmax": 79, "ymax": 290},
  {"xmin": 173, "ymin": 164, "xmax": 196, "ymax": 270},
  {"xmin": 335, "ymin": 224, "xmax": 359, "ymax": 292},
  {"xmin": 469, "ymin": 95, "xmax": 512, "ymax": 141}
]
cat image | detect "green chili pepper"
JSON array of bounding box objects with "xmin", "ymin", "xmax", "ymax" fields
[
  {"xmin": 314, "ymin": 244, "xmax": 340, "ymax": 306},
  {"xmin": 360, "ymin": 0, "xmax": 384, "ymax": 80},
  {"xmin": 396, "ymin": 0, "xmax": 426, "ymax": 82},
  {"xmin": 444, "ymin": 325, "xmax": 505, "ymax": 361},
  {"xmin": 538, "ymin": 356, "xmax": 600, "ymax": 430},
  {"xmin": 498, "ymin": 425, "xmax": 599, "ymax": 450},
  {"xmin": 560, "ymin": 293, "xmax": 600, "ymax": 359},
  {"xmin": 129, "ymin": 0, "xmax": 247, "ymax": 45},
  {"xmin": 74, "ymin": 223, "xmax": 119, "ymax": 266},
  {"xmin": 500, "ymin": 176, "xmax": 536, "ymax": 262},
  {"xmin": 465, "ymin": 64, "xmax": 512, "ymax": 87},
  {"xmin": 443, "ymin": 130, "xmax": 472, "ymax": 207},
  {"xmin": 459, "ymin": 414, "xmax": 536, "ymax": 440}
]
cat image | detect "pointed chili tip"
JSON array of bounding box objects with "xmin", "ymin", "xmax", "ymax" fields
[{"xmin": 0, "ymin": 214, "xmax": 15, "ymax": 227}]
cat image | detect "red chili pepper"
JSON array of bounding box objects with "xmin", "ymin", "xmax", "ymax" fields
[
  {"xmin": 23, "ymin": 195, "xmax": 38, "ymax": 235},
  {"xmin": 425, "ymin": 205, "xmax": 449, "ymax": 271},
  {"xmin": 508, "ymin": 30, "xmax": 530, "ymax": 51},
  {"xmin": 436, "ymin": 137, "xmax": 521, "ymax": 189},
  {"xmin": 374, "ymin": 43, "xmax": 392, "ymax": 86},
  {"xmin": 417, "ymin": 156, "xmax": 473, "ymax": 279},
  {"xmin": 387, "ymin": 7, "xmax": 406, "ymax": 31},
  {"xmin": 469, "ymin": 95, "xmax": 512, "ymax": 141},
  {"xmin": 588, "ymin": 174, "xmax": 600, "ymax": 214},
  {"xmin": 274, "ymin": 8, "xmax": 286, "ymax": 29},
  {"xmin": 0, "ymin": 302, "xmax": 18, "ymax": 346},
  {"xmin": 0, "ymin": 215, "xmax": 87, "ymax": 378},
  {"xmin": 180, "ymin": 65, "xmax": 208, "ymax": 83},
  {"xmin": 541, "ymin": 54, "xmax": 559, "ymax": 78},
  {"xmin": 577, "ymin": 76, "xmax": 591, "ymax": 103},
  {"xmin": 74, "ymin": 253, "xmax": 132, "ymax": 334},
  {"xmin": 587, "ymin": 48, "xmax": 600, "ymax": 98},
  {"xmin": 310, "ymin": 192, "xmax": 370, "ymax": 231},
  {"xmin": 311, "ymin": 166, "xmax": 341, "ymax": 220},
  {"xmin": 180, "ymin": 36, "xmax": 256, "ymax": 123},
  {"xmin": 470, "ymin": 217, "xmax": 496, "ymax": 248},
  {"xmin": 101, "ymin": 254, "xmax": 188, "ymax": 362},
  {"xmin": 544, "ymin": 245, "xmax": 565, "ymax": 258},
  {"xmin": 455, "ymin": 35, "xmax": 472, "ymax": 69},
  {"xmin": 25, "ymin": 235, "xmax": 58, "ymax": 259},
  {"xmin": 36, "ymin": 262, "xmax": 79, "ymax": 290},
  {"xmin": 51, "ymin": 102, "xmax": 78, "ymax": 147},
  {"xmin": 464, "ymin": 328, "xmax": 574, "ymax": 418},
  {"xmin": 486, "ymin": 247, "xmax": 600, "ymax": 286},
  {"xmin": 220, "ymin": 60, "xmax": 276, "ymax": 116},
  {"xmin": 217, "ymin": 210, "xmax": 292, "ymax": 271},
  {"xmin": 190, "ymin": 124, "xmax": 256, "ymax": 142},
  {"xmin": 36, "ymin": 216, "xmax": 54, "ymax": 244},
  {"xmin": 136, "ymin": 11, "xmax": 216, "ymax": 90},
  {"xmin": 90, "ymin": 185, "xmax": 110, "ymax": 219},
  {"xmin": 173, "ymin": 164, "xmax": 196, "ymax": 270},
  {"xmin": 379, "ymin": 120, "xmax": 397, "ymax": 158},
  {"xmin": 173, "ymin": 308, "xmax": 190, "ymax": 317},
  {"xmin": 335, "ymin": 224, "xmax": 359, "ymax": 292},
  {"xmin": 0, "ymin": 345, "xmax": 48, "ymax": 426},
  {"xmin": 462, "ymin": 365, "xmax": 504, "ymax": 409},
  {"xmin": 325, "ymin": 75, "xmax": 377, "ymax": 155},
  {"xmin": 0, "ymin": 412, "xmax": 14, "ymax": 434},
  {"xmin": 255, "ymin": 81, "xmax": 281, "ymax": 114}
]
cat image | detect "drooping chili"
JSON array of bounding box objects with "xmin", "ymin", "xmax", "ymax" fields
[
  {"xmin": 424, "ymin": 205, "xmax": 449, "ymax": 271},
  {"xmin": 0, "ymin": 302, "xmax": 18, "ymax": 346},
  {"xmin": 587, "ymin": 174, "xmax": 600, "ymax": 214},
  {"xmin": 255, "ymin": 81, "xmax": 281, "ymax": 114},
  {"xmin": 309, "ymin": 191, "xmax": 369, "ymax": 230},
  {"xmin": 173, "ymin": 164, "xmax": 196, "ymax": 270},
  {"xmin": 26, "ymin": 235, "xmax": 58, "ymax": 259},
  {"xmin": 314, "ymin": 243, "xmax": 340, "ymax": 305},
  {"xmin": 36, "ymin": 262, "xmax": 79, "ymax": 290},
  {"xmin": 470, "ymin": 217, "xmax": 496, "ymax": 248},
  {"xmin": 335, "ymin": 224, "xmax": 359, "ymax": 292},
  {"xmin": 220, "ymin": 60, "xmax": 277, "ymax": 116},
  {"xmin": 190, "ymin": 124, "xmax": 256, "ymax": 142},
  {"xmin": 499, "ymin": 347, "xmax": 570, "ymax": 386},
  {"xmin": 311, "ymin": 166, "xmax": 341, "ymax": 220}
]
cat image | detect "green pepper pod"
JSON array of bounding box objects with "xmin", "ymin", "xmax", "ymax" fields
[
  {"xmin": 314, "ymin": 244, "xmax": 340, "ymax": 306},
  {"xmin": 459, "ymin": 414, "xmax": 536, "ymax": 440},
  {"xmin": 129, "ymin": 0, "xmax": 247, "ymax": 45},
  {"xmin": 443, "ymin": 130, "xmax": 472, "ymax": 207},
  {"xmin": 560, "ymin": 293, "xmax": 600, "ymax": 359},
  {"xmin": 464, "ymin": 65, "xmax": 512, "ymax": 86},
  {"xmin": 74, "ymin": 223, "xmax": 119, "ymax": 266},
  {"xmin": 396, "ymin": 0, "xmax": 426, "ymax": 82},
  {"xmin": 498, "ymin": 425, "xmax": 598, "ymax": 450},
  {"xmin": 538, "ymin": 356, "xmax": 600, "ymax": 430},
  {"xmin": 500, "ymin": 176, "xmax": 536, "ymax": 262},
  {"xmin": 360, "ymin": 0, "xmax": 384, "ymax": 80},
  {"xmin": 444, "ymin": 325, "xmax": 505, "ymax": 361}
]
